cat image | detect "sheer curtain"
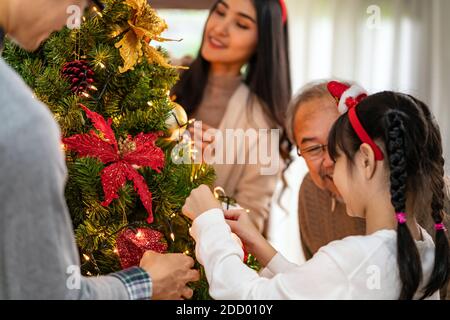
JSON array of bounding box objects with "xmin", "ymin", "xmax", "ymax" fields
[{"xmin": 268, "ymin": 0, "xmax": 450, "ymax": 264}]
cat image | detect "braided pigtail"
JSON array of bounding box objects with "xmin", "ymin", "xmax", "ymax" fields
[
  {"xmin": 385, "ymin": 110, "xmax": 423, "ymax": 300},
  {"xmin": 421, "ymin": 129, "xmax": 449, "ymax": 298}
]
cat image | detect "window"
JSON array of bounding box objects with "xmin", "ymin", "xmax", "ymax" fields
[{"xmin": 157, "ymin": 9, "xmax": 209, "ymax": 59}]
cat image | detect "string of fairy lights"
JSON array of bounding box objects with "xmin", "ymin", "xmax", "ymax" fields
[
  {"xmin": 75, "ymin": 94, "xmax": 203, "ymax": 269},
  {"xmin": 67, "ymin": 4, "xmax": 251, "ymax": 272}
]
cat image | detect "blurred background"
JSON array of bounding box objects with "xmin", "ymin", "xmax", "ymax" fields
[{"xmin": 151, "ymin": 0, "xmax": 450, "ymax": 264}]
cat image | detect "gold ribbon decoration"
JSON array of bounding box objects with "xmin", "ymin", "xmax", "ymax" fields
[{"xmin": 113, "ymin": 0, "xmax": 176, "ymax": 73}]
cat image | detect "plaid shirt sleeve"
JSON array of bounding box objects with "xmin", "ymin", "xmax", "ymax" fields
[{"xmin": 111, "ymin": 267, "xmax": 152, "ymax": 300}]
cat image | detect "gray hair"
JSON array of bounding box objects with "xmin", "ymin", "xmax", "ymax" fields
[{"xmin": 285, "ymin": 79, "xmax": 354, "ymax": 144}]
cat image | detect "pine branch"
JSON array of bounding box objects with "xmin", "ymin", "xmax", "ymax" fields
[{"xmin": 3, "ymin": 0, "xmax": 216, "ymax": 299}]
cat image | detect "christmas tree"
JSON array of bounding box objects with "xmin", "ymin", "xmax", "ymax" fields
[{"xmin": 3, "ymin": 0, "xmax": 217, "ymax": 299}]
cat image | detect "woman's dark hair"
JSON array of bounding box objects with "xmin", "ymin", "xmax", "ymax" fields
[
  {"xmin": 172, "ymin": 0, "xmax": 292, "ymax": 161},
  {"xmin": 328, "ymin": 91, "xmax": 449, "ymax": 300}
]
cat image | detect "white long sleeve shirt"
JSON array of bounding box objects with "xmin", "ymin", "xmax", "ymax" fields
[{"xmin": 190, "ymin": 209, "xmax": 439, "ymax": 300}]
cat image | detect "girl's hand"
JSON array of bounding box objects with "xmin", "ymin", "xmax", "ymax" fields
[
  {"xmin": 182, "ymin": 185, "xmax": 222, "ymax": 221},
  {"xmin": 224, "ymin": 210, "xmax": 277, "ymax": 267},
  {"xmin": 224, "ymin": 209, "xmax": 262, "ymax": 251}
]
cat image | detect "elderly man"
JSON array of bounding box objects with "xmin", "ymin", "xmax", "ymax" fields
[
  {"xmin": 0, "ymin": 0, "xmax": 198, "ymax": 299},
  {"xmin": 286, "ymin": 81, "xmax": 366, "ymax": 260}
]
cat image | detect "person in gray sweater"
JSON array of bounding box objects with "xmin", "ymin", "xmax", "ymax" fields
[{"xmin": 0, "ymin": 0, "xmax": 199, "ymax": 300}]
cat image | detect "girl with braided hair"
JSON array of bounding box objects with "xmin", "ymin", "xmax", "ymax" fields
[
  {"xmin": 327, "ymin": 91, "xmax": 449, "ymax": 299},
  {"xmin": 181, "ymin": 86, "xmax": 448, "ymax": 300}
]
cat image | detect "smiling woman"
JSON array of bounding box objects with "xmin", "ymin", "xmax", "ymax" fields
[
  {"xmin": 201, "ymin": 0, "xmax": 258, "ymax": 72},
  {"xmin": 172, "ymin": 0, "xmax": 292, "ymax": 232}
]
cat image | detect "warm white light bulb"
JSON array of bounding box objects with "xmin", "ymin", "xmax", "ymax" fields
[{"xmin": 93, "ymin": 6, "xmax": 103, "ymax": 17}]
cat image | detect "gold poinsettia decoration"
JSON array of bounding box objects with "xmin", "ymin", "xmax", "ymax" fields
[{"xmin": 113, "ymin": 0, "xmax": 177, "ymax": 73}]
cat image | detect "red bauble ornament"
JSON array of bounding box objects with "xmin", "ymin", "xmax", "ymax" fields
[
  {"xmin": 116, "ymin": 227, "xmax": 168, "ymax": 269},
  {"xmin": 62, "ymin": 60, "xmax": 96, "ymax": 95},
  {"xmin": 231, "ymin": 233, "xmax": 249, "ymax": 262}
]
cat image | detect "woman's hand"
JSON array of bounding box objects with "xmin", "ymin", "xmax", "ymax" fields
[
  {"xmin": 182, "ymin": 185, "xmax": 222, "ymax": 221},
  {"xmin": 224, "ymin": 210, "xmax": 277, "ymax": 267},
  {"xmin": 188, "ymin": 122, "xmax": 217, "ymax": 163}
]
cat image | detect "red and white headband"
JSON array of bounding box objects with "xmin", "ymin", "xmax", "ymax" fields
[
  {"xmin": 327, "ymin": 81, "xmax": 368, "ymax": 114},
  {"xmin": 327, "ymin": 81, "xmax": 385, "ymax": 161},
  {"xmin": 279, "ymin": 0, "xmax": 287, "ymax": 24}
]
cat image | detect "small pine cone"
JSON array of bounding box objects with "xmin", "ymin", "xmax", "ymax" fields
[{"xmin": 62, "ymin": 60, "xmax": 96, "ymax": 95}]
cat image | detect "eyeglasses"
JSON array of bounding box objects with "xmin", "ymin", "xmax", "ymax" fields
[{"xmin": 297, "ymin": 144, "xmax": 328, "ymax": 160}]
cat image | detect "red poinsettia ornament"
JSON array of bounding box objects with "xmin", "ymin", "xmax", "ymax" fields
[
  {"xmin": 62, "ymin": 104, "xmax": 165, "ymax": 223},
  {"xmin": 116, "ymin": 227, "xmax": 168, "ymax": 269}
]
